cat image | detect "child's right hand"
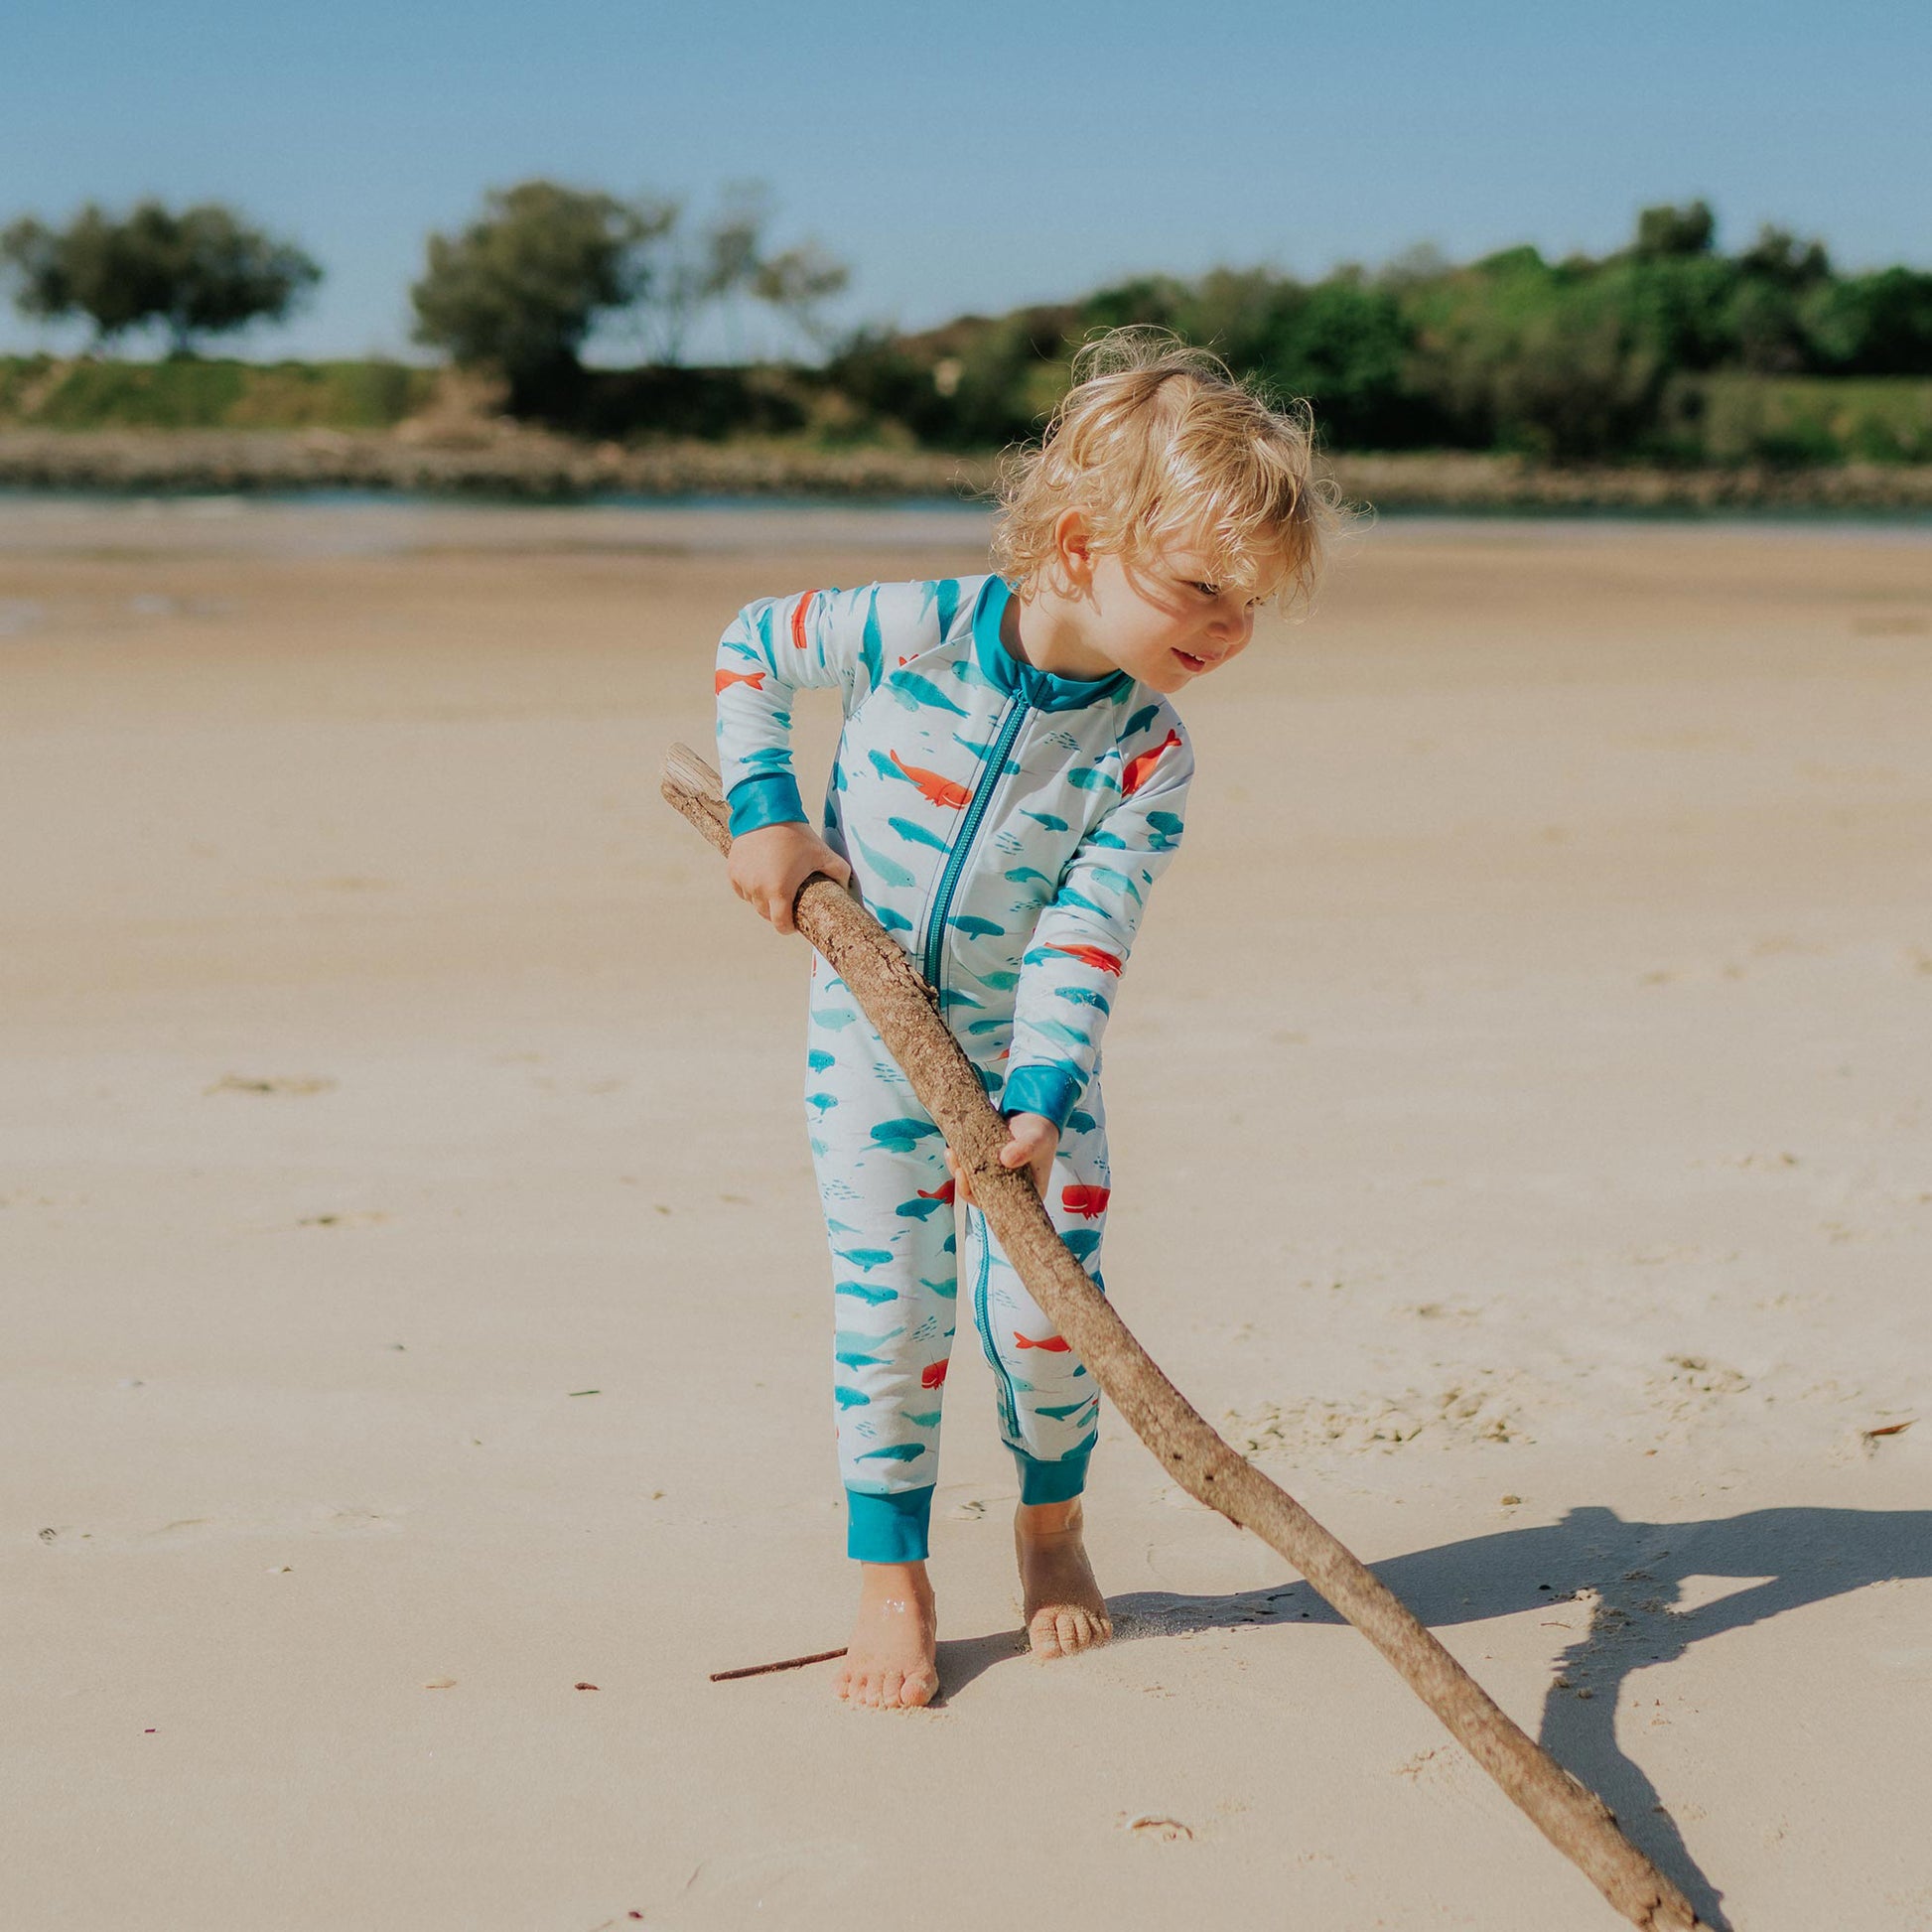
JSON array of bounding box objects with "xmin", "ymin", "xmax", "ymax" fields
[{"xmin": 727, "ymin": 821, "xmax": 853, "ymax": 936}]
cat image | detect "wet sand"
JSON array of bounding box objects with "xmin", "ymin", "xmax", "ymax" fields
[{"xmin": 5, "ymin": 501, "xmax": 1930, "ymax": 1929}]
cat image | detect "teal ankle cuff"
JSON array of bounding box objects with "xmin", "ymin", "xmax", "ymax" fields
[
  {"xmin": 1013, "ymin": 1444, "xmax": 1092, "ymax": 1505},
  {"xmin": 845, "ymin": 1484, "xmax": 935, "ymax": 1562}
]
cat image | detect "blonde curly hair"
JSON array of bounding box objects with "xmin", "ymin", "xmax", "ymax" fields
[{"xmin": 991, "ymin": 327, "xmax": 1342, "ymax": 612}]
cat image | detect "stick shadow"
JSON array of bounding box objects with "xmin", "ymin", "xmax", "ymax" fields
[{"xmin": 1075, "ymin": 1502, "xmax": 1931, "ymax": 1930}]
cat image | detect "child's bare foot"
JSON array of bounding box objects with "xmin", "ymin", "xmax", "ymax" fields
[
  {"xmin": 1015, "ymin": 1498, "xmax": 1113, "ymax": 1658},
  {"xmin": 835, "ymin": 1562, "xmax": 939, "ymax": 1710}
]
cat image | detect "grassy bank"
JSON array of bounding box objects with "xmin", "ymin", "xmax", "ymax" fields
[
  {"xmin": 0, "ymin": 354, "xmax": 437, "ymax": 430},
  {"xmin": 7, "ymin": 354, "xmax": 1932, "ymax": 474}
]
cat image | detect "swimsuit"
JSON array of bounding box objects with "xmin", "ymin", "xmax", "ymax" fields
[{"xmin": 714, "ymin": 574, "xmax": 1191, "ymax": 1561}]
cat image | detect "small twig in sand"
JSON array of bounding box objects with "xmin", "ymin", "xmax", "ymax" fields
[{"xmin": 709, "ymin": 1646, "xmax": 849, "ymax": 1683}]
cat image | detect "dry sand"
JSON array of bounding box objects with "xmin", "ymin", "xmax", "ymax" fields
[{"xmin": 4, "ymin": 498, "xmax": 1930, "ymax": 1930}]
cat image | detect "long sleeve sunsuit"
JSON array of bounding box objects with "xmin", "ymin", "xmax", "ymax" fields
[{"xmin": 714, "ymin": 573, "xmax": 1192, "ymax": 1562}]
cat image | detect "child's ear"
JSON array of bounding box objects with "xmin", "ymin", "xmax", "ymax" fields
[{"xmin": 1053, "ymin": 508, "xmax": 1095, "ymax": 592}]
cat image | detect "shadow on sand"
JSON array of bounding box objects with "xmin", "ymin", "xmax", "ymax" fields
[{"xmin": 938, "ymin": 1503, "xmax": 1932, "ymax": 1929}]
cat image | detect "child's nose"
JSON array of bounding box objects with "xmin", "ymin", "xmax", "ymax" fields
[{"xmin": 1208, "ymin": 601, "xmax": 1253, "ymax": 646}]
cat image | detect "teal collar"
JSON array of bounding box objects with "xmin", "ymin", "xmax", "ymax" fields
[{"xmin": 971, "ymin": 575, "xmax": 1132, "ymax": 713}]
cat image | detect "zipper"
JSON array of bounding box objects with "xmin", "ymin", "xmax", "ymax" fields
[
  {"xmin": 971, "ymin": 1218, "xmax": 1022, "ymax": 1442},
  {"xmin": 920, "ymin": 695, "xmax": 1029, "ymax": 994}
]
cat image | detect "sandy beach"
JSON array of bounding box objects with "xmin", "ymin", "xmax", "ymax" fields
[{"xmin": 5, "ymin": 498, "xmax": 1930, "ymax": 1930}]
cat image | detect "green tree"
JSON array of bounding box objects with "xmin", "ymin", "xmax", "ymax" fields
[
  {"xmin": 1403, "ymin": 251, "xmax": 1670, "ymax": 458},
  {"xmin": 1730, "ymin": 223, "xmax": 1833, "ymax": 373},
  {"xmin": 640, "ymin": 182, "xmax": 768, "ymax": 364},
  {"xmin": 637, "ymin": 183, "xmax": 853, "ymax": 363},
  {"xmin": 410, "ymin": 180, "xmax": 674, "ymax": 410},
  {"xmin": 753, "ymin": 240, "xmax": 852, "ymax": 352},
  {"xmin": 1, "ymin": 200, "xmax": 320, "ymax": 352},
  {"xmin": 1801, "ymin": 267, "xmax": 1932, "ymax": 374},
  {"xmin": 1633, "ymin": 201, "xmax": 1717, "ymax": 260}
]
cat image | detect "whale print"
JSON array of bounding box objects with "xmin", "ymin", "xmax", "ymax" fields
[
  {"xmin": 889, "ymin": 814, "xmax": 951, "ymax": 852},
  {"xmin": 1122, "ymin": 729, "xmax": 1182, "ymax": 797},
  {"xmin": 1046, "ymin": 942, "xmax": 1124, "ymax": 976},
  {"xmin": 886, "ymin": 670, "xmax": 970, "ymax": 718},
  {"xmin": 888, "ymin": 751, "xmax": 972, "ymax": 809},
  {"xmin": 1054, "ymin": 985, "xmax": 1111, "ymax": 1012},
  {"xmin": 895, "ymin": 1184, "xmax": 952, "ymax": 1221},
  {"xmin": 1067, "ymin": 765, "xmax": 1121, "ymax": 793},
  {"xmin": 790, "ymin": 592, "xmax": 818, "ymax": 649},
  {"xmin": 1061, "ymin": 1183, "xmax": 1111, "ymax": 1220},
  {"xmin": 852, "ymin": 831, "xmax": 916, "ymax": 891}
]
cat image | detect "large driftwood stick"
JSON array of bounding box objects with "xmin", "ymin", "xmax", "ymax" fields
[{"xmin": 663, "ymin": 742, "xmax": 1707, "ymax": 1932}]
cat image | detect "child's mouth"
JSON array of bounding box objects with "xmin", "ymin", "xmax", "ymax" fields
[{"xmin": 1172, "ymin": 648, "xmax": 1208, "ymax": 672}]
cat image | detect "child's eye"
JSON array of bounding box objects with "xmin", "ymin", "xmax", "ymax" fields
[{"xmin": 1189, "ymin": 580, "xmax": 1221, "ymax": 599}]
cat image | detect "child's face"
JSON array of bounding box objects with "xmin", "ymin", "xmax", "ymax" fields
[{"xmin": 1079, "ymin": 525, "xmax": 1281, "ymax": 695}]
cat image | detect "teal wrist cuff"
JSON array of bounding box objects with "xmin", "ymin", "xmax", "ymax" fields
[
  {"xmin": 998, "ymin": 1065, "xmax": 1082, "ymax": 1132},
  {"xmin": 726, "ymin": 772, "xmax": 808, "ymax": 837}
]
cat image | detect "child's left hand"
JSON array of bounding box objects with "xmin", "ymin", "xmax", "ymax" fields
[{"xmin": 945, "ymin": 1112, "xmax": 1058, "ymax": 1206}]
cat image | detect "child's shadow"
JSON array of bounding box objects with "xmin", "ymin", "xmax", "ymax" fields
[{"xmin": 940, "ymin": 1502, "xmax": 1932, "ymax": 1931}]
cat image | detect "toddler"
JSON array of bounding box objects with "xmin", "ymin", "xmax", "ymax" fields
[{"xmin": 714, "ymin": 330, "xmax": 1332, "ymax": 1708}]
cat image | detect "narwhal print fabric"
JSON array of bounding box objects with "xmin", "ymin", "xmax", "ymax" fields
[{"xmin": 714, "ymin": 574, "xmax": 1192, "ymax": 1562}]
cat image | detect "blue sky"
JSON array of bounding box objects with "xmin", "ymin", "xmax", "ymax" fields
[{"xmin": 5, "ymin": 0, "xmax": 1929, "ymax": 362}]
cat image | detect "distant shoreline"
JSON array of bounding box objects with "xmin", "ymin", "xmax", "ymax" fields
[{"xmin": 3, "ymin": 427, "xmax": 1932, "ymax": 513}]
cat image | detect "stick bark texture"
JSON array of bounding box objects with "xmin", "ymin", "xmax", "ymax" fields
[{"xmin": 663, "ymin": 741, "xmax": 1708, "ymax": 1932}]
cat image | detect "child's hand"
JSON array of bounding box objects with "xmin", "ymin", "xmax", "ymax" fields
[
  {"xmin": 727, "ymin": 822, "xmax": 853, "ymax": 936},
  {"xmin": 945, "ymin": 1112, "xmax": 1058, "ymax": 1206}
]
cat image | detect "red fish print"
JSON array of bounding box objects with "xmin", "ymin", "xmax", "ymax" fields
[
  {"xmin": 790, "ymin": 592, "xmax": 817, "ymax": 649},
  {"xmin": 920, "ymin": 1358, "xmax": 950, "ymax": 1390},
  {"xmin": 714, "ymin": 668, "xmax": 766, "ymax": 694},
  {"xmin": 889, "ymin": 751, "xmax": 972, "ymax": 810},
  {"xmin": 1121, "ymin": 728, "xmax": 1182, "ymax": 797},
  {"xmin": 1013, "ymin": 1330, "xmax": 1071, "ymax": 1352},
  {"xmin": 917, "ymin": 1179, "xmax": 956, "ymax": 1204},
  {"xmin": 1060, "ymin": 1183, "xmax": 1110, "ymax": 1220},
  {"xmin": 1046, "ymin": 942, "xmax": 1124, "ymax": 976}
]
